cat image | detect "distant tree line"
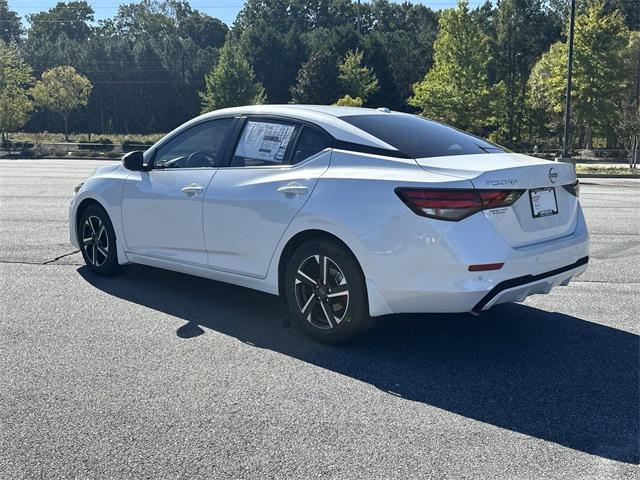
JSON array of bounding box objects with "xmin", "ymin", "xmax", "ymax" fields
[{"xmin": 0, "ymin": 0, "xmax": 639, "ymax": 152}]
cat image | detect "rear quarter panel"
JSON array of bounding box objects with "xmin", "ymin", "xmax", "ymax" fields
[{"xmin": 264, "ymin": 151, "xmax": 475, "ymax": 311}]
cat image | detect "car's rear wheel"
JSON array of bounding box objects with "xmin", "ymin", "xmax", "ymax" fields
[
  {"xmin": 78, "ymin": 204, "xmax": 119, "ymax": 276},
  {"xmin": 284, "ymin": 239, "xmax": 370, "ymax": 343}
]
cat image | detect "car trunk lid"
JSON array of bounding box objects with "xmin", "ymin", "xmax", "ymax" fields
[{"xmin": 414, "ymin": 153, "xmax": 579, "ymax": 247}]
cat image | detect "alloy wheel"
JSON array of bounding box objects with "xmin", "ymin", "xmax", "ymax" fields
[
  {"xmin": 294, "ymin": 254, "xmax": 350, "ymax": 329},
  {"xmin": 82, "ymin": 215, "xmax": 109, "ymax": 267}
]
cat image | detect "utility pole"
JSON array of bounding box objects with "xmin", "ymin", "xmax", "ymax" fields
[
  {"xmin": 356, "ymin": 0, "xmax": 362, "ymax": 35},
  {"xmin": 562, "ymin": 0, "xmax": 576, "ymax": 162}
]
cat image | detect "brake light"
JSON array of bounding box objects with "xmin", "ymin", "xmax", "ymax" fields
[
  {"xmin": 395, "ymin": 188, "xmax": 524, "ymax": 221},
  {"xmin": 395, "ymin": 188, "xmax": 481, "ymax": 221},
  {"xmin": 562, "ymin": 180, "xmax": 580, "ymax": 197},
  {"xmin": 477, "ymin": 190, "xmax": 524, "ymax": 208}
]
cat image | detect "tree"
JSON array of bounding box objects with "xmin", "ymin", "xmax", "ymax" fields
[
  {"xmin": 0, "ymin": 0, "xmax": 22, "ymax": 43},
  {"xmin": 31, "ymin": 66, "xmax": 92, "ymax": 141},
  {"xmin": 334, "ymin": 94, "xmax": 363, "ymax": 107},
  {"xmin": 526, "ymin": 42, "xmax": 566, "ymax": 144},
  {"xmin": 364, "ymin": 0, "xmax": 439, "ymax": 103},
  {"xmin": 337, "ymin": 49, "xmax": 378, "ymax": 103},
  {"xmin": 240, "ymin": 22, "xmax": 306, "ymax": 103},
  {"xmin": 0, "ymin": 42, "xmax": 33, "ymax": 141},
  {"xmin": 526, "ymin": 0, "xmax": 631, "ymax": 148},
  {"xmin": 290, "ymin": 51, "xmax": 340, "ymax": 104},
  {"xmin": 408, "ymin": 0, "xmax": 498, "ymax": 134},
  {"xmin": 615, "ymin": 31, "xmax": 640, "ymax": 168},
  {"xmin": 616, "ymin": 101, "xmax": 640, "ymax": 168},
  {"xmin": 494, "ymin": 0, "xmax": 561, "ymax": 143},
  {"xmin": 200, "ymin": 41, "xmax": 265, "ymax": 112}
]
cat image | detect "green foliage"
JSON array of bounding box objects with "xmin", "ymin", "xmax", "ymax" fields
[
  {"xmin": 334, "ymin": 95, "xmax": 363, "ymax": 107},
  {"xmin": 494, "ymin": 0, "xmax": 561, "ymax": 142},
  {"xmin": 364, "ymin": 1, "xmax": 439, "ymax": 102},
  {"xmin": 2, "ymin": 0, "xmax": 637, "ymax": 151},
  {"xmin": 408, "ymin": 1, "xmax": 498, "ymax": 134},
  {"xmin": 78, "ymin": 137, "xmax": 114, "ymax": 151},
  {"xmin": 0, "ymin": 42, "xmax": 33, "ymax": 137},
  {"xmin": 527, "ymin": 0, "xmax": 631, "ymax": 147},
  {"xmin": 0, "ymin": 0, "xmax": 22, "ymax": 43},
  {"xmin": 200, "ymin": 42, "xmax": 265, "ymax": 112},
  {"xmin": 31, "ymin": 66, "xmax": 93, "ymax": 140},
  {"xmin": 337, "ymin": 49, "xmax": 379, "ymax": 103},
  {"xmin": 240, "ymin": 21, "xmax": 306, "ymax": 103},
  {"xmin": 526, "ymin": 42, "xmax": 567, "ymax": 141},
  {"xmin": 290, "ymin": 51, "xmax": 340, "ymax": 104}
]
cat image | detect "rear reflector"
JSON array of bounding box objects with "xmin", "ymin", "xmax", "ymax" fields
[
  {"xmin": 468, "ymin": 263, "xmax": 504, "ymax": 272},
  {"xmin": 395, "ymin": 188, "xmax": 524, "ymax": 221}
]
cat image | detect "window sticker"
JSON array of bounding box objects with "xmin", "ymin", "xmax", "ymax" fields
[{"xmin": 236, "ymin": 121, "xmax": 296, "ymax": 162}]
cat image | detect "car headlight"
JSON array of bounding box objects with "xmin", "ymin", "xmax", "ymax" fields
[{"xmin": 74, "ymin": 182, "xmax": 84, "ymax": 194}]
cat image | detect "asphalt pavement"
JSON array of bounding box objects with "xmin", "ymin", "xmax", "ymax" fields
[{"xmin": 1, "ymin": 159, "xmax": 638, "ymax": 479}]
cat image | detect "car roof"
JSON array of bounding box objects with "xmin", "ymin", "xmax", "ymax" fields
[{"xmin": 188, "ymin": 104, "xmax": 407, "ymax": 151}]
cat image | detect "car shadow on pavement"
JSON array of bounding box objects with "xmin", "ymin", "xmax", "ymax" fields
[{"xmin": 79, "ymin": 264, "xmax": 639, "ymax": 464}]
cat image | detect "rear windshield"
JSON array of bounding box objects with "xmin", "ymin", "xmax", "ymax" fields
[{"xmin": 340, "ymin": 114, "xmax": 506, "ymax": 158}]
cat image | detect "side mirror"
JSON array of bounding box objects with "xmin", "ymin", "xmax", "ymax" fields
[{"xmin": 122, "ymin": 150, "xmax": 145, "ymax": 171}]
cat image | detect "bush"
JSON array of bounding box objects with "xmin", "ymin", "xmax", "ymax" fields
[
  {"xmin": 78, "ymin": 138, "xmax": 114, "ymax": 152},
  {"xmin": 122, "ymin": 139, "xmax": 153, "ymax": 152},
  {"xmin": 1, "ymin": 140, "xmax": 35, "ymax": 152}
]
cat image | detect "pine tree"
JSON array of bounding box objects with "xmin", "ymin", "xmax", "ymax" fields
[
  {"xmin": 200, "ymin": 41, "xmax": 265, "ymax": 113},
  {"xmin": 290, "ymin": 51, "xmax": 340, "ymax": 105},
  {"xmin": 337, "ymin": 49, "xmax": 379, "ymax": 104}
]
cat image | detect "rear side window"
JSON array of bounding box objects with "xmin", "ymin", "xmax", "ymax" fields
[
  {"xmin": 292, "ymin": 127, "xmax": 330, "ymax": 164},
  {"xmin": 340, "ymin": 114, "xmax": 506, "ymax": 159},
  {"xmin": 231, "ymin": 120, "xmax": 298, "ymax": 167}
]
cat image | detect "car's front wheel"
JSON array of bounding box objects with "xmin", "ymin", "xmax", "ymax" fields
[
  {"xmin": 284, "ymin": 239, "xmax": 370, "ymax": 343},
  {"xmin": 78, "ymin": 203, "xmax": 119, "ymax": 276}
]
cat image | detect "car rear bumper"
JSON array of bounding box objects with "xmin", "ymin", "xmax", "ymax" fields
[
  {"xmin": 358, "ymin": 205, "xmax": 589, "ymax": 316},
  {"xmin": 472, "ymin": 256, "xmax": 588, "ymax": 311}
]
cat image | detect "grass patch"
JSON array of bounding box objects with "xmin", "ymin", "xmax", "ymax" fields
[
  {"xmin": 7, "ymin": 132, "xmax": 164, "ymax": 145},
  {"xmin": 576, "ymin": 165, "xmax": 640, "ymax": 176}
]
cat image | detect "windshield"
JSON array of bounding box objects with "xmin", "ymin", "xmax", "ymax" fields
[{"xmin": 340, "ymin": 114, "xmax": 507, "ymax": 158}]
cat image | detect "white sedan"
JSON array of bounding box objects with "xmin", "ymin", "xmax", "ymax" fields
[{"xmin": 70, "ymin": 105, "xmax": 589, "ymax": 342}]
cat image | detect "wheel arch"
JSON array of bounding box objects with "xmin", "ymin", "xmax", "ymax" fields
[
  {"xmin": 75, "ymin": 197, "xmax": 107, "ymax": 233},
  {"xmin": 74, "ymin": 196, "xmax": 129, "ymax": 266},
  {"xmin": 277, "ymin": 229, "xmax": 364, "ymax": 297}
]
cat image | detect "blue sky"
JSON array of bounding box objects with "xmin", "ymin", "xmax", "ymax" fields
[{"xmin": 9, "ymin": 1, "xmax": 491, "ymax": 26}]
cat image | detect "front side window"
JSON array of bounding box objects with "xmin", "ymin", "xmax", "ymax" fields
[
  {"xmin": 231, "ymin": 120, "xmax": 298, "ymax": 167},
  {"xmin": 153, "ymin": 118, "xmax": 233, "ymax": 169},
  {"xmin": 340, "ymin": 114, "xmax": 507, "ymax": 159}
]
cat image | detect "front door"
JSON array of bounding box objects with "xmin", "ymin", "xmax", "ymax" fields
[{"xmin": 121, "ymin": 118, "xmax": 234, "ymax": 266}]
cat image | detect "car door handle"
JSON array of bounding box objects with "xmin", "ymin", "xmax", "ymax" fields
[
  {"xmin": 277, "ymin": 183, "xmax": 308, "ymax": 196},
  {"xmin": 181, "ymin": 183, "xmax": 204, "ymax": 195}
]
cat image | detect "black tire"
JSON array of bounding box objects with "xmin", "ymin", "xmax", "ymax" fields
[
  {"xmin": 284, "ymin": 239, "xmax": 370, "ymax": 343},
  {"xmin": 78, "ymin": 203, "xmax": 119, "ymax": 276}
]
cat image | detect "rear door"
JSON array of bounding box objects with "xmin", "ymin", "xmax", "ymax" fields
[{"xmin": 203, "ymin": 117, "xmax": 332, "ymax": 277}]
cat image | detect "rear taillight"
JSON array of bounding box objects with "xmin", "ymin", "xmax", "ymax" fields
[
  {"xmin": 477, "ymin": 190, "xmax": 525, "ymax": 208},
  {"xmin": 395, "ymin": 188, "xmax": 524, "ymax": 221},
  {"xmin": 562, "ymin": 180, "xmax": 580, "ymax": 197}
]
